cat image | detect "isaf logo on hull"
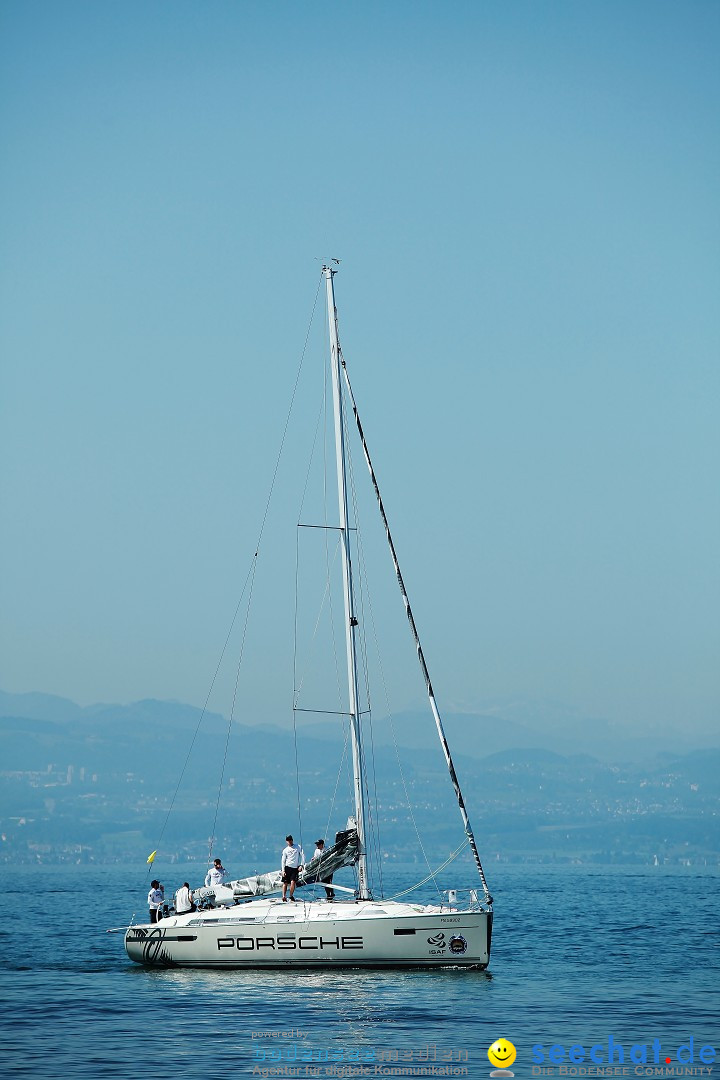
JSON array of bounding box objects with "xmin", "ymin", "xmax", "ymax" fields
[
  {"xmin": 427, "ymin": 932, "xmax": 447, "ymax": 955},
  {"xmin": 426, "ymin": 932, "xmax": 468, "ymax": 956}
]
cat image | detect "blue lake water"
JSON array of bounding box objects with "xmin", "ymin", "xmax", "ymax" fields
[{"xmin": 1, "ymin": 864, "xmax": 717, "ymax": 1078}]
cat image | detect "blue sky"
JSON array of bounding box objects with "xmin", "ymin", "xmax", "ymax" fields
[{"xmin": 1, "ymin": 1, "xmax": 718, "ymax": 737}]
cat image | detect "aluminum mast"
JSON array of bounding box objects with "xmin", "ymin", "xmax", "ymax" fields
[{"xmin": 323, "ymin": 265, "xmax": 370, "ymax": 900}]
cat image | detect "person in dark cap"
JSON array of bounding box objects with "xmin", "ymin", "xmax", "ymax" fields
[
  {"xmin": 312, "ymin": 838, "xmax": 335, "ymax": 902},
  {"xmin": 147, "ymin": 880, "xmax": 164, "ymax": 923},
  {"xmin": 281, "ymin": 834, "xmax": 304, "ymax": 902}
]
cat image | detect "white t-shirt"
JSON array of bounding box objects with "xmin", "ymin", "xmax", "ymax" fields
[
  {"xmin": 175, "ymin": 886, "xmax": 193, "ymax": 913},
  {"xmin": 281, "ymin": 844, "xmax": 304, "ymax": 869},
  {"xmin": 205, "ymin": 865, "xmax": 226, "ymax": 887},
  {"xmin": 148, "ymin": 887, "xmax": 164, "ymax": 910}
]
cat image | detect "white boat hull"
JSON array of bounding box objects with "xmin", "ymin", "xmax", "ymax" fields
[{"xmin": 125, "ymin": 899, "xmax": 492, "ymax": 969}]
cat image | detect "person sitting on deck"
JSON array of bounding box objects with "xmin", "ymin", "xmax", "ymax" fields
[{"xmin": 175, "ymin": 882, "xmax": 196, "ymax": 914}]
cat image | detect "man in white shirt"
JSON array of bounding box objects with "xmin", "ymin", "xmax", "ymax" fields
[
  {"xmin": 147, "ymin": 880, "xmax": 164, "ymax": 923},
  {"xmin": 281, "ymin": 834, "xmax": 305, "ymax": 902},
  {"xmin": 175, "ymin": 882, "xmax": 195, "ymax": 914},
  {"xmin": 205, "ymin": 858, "xmax": 226, "ymax": 888}
]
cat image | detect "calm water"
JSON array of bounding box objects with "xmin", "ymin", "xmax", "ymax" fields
[{"xmin": 1, "ymin": 864, "xmax": 717, "ymax": 1078}]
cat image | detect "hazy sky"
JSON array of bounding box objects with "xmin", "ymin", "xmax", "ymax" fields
[{"xmin": 1, "ymin": 1, "xmax": 718, "ymax": 737}]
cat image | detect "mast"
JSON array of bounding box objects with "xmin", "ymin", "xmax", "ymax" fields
[{"xmin": 323, "ymin": 266, "xmax": 370, "ymax": 900}]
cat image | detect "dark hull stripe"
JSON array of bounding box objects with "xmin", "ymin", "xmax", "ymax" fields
[{"xmin": 126, "ymin": 956, "xmax": 488, "ymax": 970}]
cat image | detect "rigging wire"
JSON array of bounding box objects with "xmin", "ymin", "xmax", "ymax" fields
[
  {"xmin": 290, "ymin": 700, "xmax": 304, "ymax": 855},
  {"xmin": 325, "ymin": 368, "xmax": 366, "ymax": 859},
  {"xmin": 292, "ymin": 360, "xmax": 346, "ymax": 719},
  {"xmin": 349, "ymin": 471, "xmax": 440, "ymax": 899},
  {"xmin": 290, "ymin": 308, "xmax": 349, "ymax": 848},
  {"xmin": 322, "ymin": 359, "xmax": 348, "ymax": 724},
  {"xmin": 343, "ymin": 400, "xmax": 385, "ymax": 898},
  {"xmin": 342, "ymin": 382, "xmax": 442, "ymax": 897},
  {"xmin": 208, "ymin": 553, "xmax": 260, "ymax": 865},
  {"xmin": 207, "ymin": 276, "xmax": 324, "ymax": 861},
  {"xmin": 149, "ymin": 276, "xmax": 324, "ymax": 870},
  {"xmin": 147, "ymin": 557, "xmax": 257, "ymax": 867},
  {"xmin": 292, "ymin": 535, "xmax": 343, "ymax": 705},
  {"xmin": 322, "ymin": 722, "xmax": 352, "ymax": 849},
  {"xmin": 383, "ymin": 839, "xmax": 471, "ymax": 902},
  {"xmin": 321, "ymin": 362, "xmax": 360, "ymax": 849},
  {"xmin": 254, "ymin": 276, "xmax": 323, "ymax": 559},
  {"xmin": 339, "ymin": 347, "xmax": 493, "ymax": 905},
  {"xmin": 293, "ymin": 339, "xmax": 346, "ymax": 715}
]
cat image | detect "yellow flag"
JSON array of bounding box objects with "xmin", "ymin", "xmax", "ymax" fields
[{"xmin": 147, "ymin": 850, "xmax": 157, "ymax": 865}]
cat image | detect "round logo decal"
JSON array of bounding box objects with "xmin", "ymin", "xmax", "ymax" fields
[{"xmin": 448, "ymin": 934, "xmax": 468, "ymax": 955}]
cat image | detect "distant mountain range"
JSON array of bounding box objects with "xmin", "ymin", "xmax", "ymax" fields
[
  {"xmin": 272, "ymin": 694, "xmax": 720, "ymax": 765},
  {"xmin": 3, "ymin": 688, "xmax": 716, "ymax": 764},
  {"xmin": 1, "ymin": 689, "xmax": 718, "ymax": 866}
]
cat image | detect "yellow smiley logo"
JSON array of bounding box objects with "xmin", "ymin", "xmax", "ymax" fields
[{"xmin": 488, "ymin": 1039, "xmax": 517, "ymax": 1069}]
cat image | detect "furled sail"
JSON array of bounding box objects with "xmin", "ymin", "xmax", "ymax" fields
[
  {"xmin": 195, "ymin": 828, "xmax": 359, "ymax": 904},
  {"xmin": 298, "ymin": 828, "xmax": 359, "ymax": 888}
]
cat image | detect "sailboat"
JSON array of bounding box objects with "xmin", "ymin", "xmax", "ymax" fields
[{"xmin": 124, "ymin": 268, "xmax": 494, "ymax": 969}]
